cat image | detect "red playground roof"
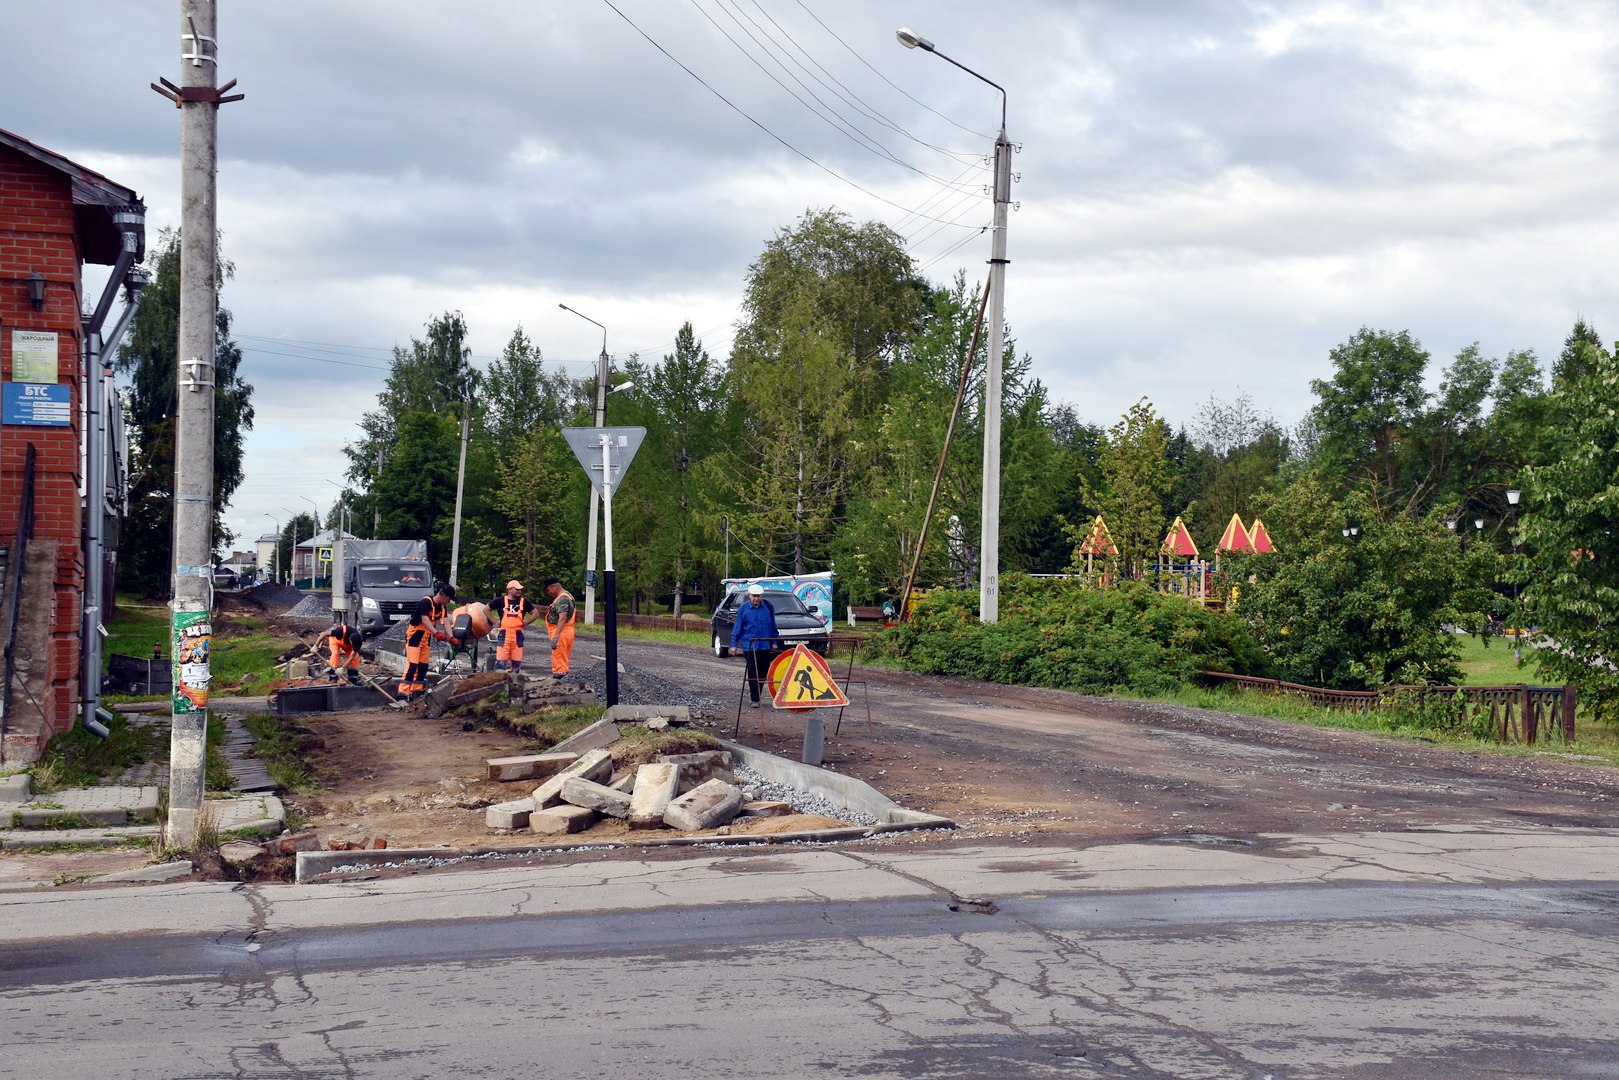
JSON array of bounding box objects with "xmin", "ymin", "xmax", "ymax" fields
[
  {"xmin": 1217, "ymin": 513, "xmax": 1254, "ymax": 553},
  {"xmin": 1249, "ymin": 517, "xmax": 1276, "ymax": 554},
  {"xmin": 1161, "ymin": 516, "xmax": 1200, "ymax": 558},
  {"xmin": 1078, "ymin": 515, "xmax": 1119, "ymax": 556}
]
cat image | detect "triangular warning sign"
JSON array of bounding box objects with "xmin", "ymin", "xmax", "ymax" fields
[{"xmin": 768, "ymin": 644, "xmax": 848, "ymax": 710}]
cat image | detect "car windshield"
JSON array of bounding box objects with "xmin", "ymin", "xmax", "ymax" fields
[
  {"xmin": 737, "ymin": 592, "xmax": 809, "ymax": 615},
  {"xmin": 359, "ymin": 565, "xmax": 428, "ymax": 588}
]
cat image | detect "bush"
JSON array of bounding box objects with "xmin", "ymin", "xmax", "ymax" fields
[{"xmin": 886, "ymin": 578, "xmax": 1267, "ymax": 695}]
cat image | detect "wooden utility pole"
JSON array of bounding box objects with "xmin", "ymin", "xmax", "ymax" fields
[{"xmin": 155, "ymin": 0, "xmax": 240, "ymax": 846}]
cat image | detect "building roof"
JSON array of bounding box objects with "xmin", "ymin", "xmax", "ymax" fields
[
  {"xmin": 0, "ymin": 126, "xmax": 144, "ymax": 264},
  {"xmin": 294, "ymin": 529, "xmax": 359, "ymax": 549}
]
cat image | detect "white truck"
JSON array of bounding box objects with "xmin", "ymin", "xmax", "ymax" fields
[{"xmin": 339, "ymin": 539, "xmax": 435, "ymax": 636}]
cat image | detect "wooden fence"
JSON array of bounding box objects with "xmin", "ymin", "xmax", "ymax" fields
[{"xmin": 1201, "ymin": 672, "xmax": 1576, "ymax": 745}]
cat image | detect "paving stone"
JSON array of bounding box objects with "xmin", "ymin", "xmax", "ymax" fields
[
  {"xmin": 741, "ymin": 800, "xmax": 793, "ymax": 818},
  {"xmin": 531, "ymin": 748, "xmax": 614, "ymax": 808},
  {"xmin": 659, "ymin": 751, "xmax": 735, "ymax": 793},
  {"xmin": 628, "ymin": 763, "xmax": 680, "ymax": 830},
  {"xmin": 530, "ymin": 804, "xmax": 596, "ymax": 835},
  {"xmin": 664, "ymin": 778, "xmax": 745, "ymax": 832},
  {"xmin": 0, "ymin": 773, "xmax": 30, "ymax": 803},
  {"xmin": 485, "ymin": 752, "xmax": 577, "ymax": 782},
  {"xmin": 266, "ymin": 832, "xmax": 321, "ymax": 855},
  {"xmin": 560, "ymin": 777, "xmax": 631, "ymax": 819},
  {"xmin": 486, "ymin": 798, "xmax": 535, "ymax": 830}
]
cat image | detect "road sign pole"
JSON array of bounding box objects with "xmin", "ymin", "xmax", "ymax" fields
[{"xmin": 601, "ymin": 434, "xmax": 618, "ymax": 707}]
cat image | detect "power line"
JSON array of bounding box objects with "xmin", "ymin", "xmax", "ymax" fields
[
  {"xmin": 600, "ymin": 0, "xmax": 984, "ymax": 229},
  {"xmin": 793, "ymin": 0, "xmax": 993, "ymax": 142},
  {"xmin": 738, "ymin": 0, "xmax": 982, "ymax": 166},
  {"xmin": 695, "ymin": 0, "xmax": 981, "ymax": 191}
]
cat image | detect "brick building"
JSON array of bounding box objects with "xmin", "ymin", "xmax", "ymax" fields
[{"xmin": 0, "ymin": 128, "xmax": 145, "ymax": 764}]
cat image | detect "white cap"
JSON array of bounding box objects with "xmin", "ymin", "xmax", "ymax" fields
[{"xmin": 747, "ymin": 583, "xmax": 764, "ymax": 596}]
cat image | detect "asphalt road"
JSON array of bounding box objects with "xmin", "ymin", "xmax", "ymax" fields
[{"xmin": 5, "ymin": 837, "xmax": 1619, "ymax": 1078}]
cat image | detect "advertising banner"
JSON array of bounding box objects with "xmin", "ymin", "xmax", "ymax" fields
[{"xmin": 10, "ymin": 329, "xmax": 59, "ymax": 383}]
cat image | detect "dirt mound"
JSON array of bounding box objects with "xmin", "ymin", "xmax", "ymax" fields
[{"xmin": 244, "ymin": 583, "xmax": 305, "ymax": 613}]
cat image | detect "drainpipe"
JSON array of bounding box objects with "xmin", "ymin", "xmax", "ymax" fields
[{"xmin": 81, "ymin": 204, "xmax": 147, "ymax": 737}]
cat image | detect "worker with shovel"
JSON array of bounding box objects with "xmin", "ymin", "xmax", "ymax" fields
[
  {"xmin": 399, "ymin": 581, "xmax": 454, "ymax": 699},
  {"xmin": 323, "ymin": 622, "xmax": 365, "ymax": 686}
]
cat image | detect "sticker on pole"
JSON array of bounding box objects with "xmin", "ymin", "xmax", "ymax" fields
[
  {"xmin": 561, "ymin": 426, "xmax": 647, "ymax": 496},
  {"xmin": 767, "ymin": 644, "xmax": 848, "ymax": 711},
  {"xmin": 172, "ymin": 608, "xmax": 212, "ymax": 713}
]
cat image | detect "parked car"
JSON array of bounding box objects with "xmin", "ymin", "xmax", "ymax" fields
[{"xmin": 710, "ymin": 589, "xmax": 831, "ymax": 657}]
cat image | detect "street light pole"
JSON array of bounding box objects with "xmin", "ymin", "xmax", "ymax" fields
[
  {"xmin": 897, "ymin": 27, "xmax": 1012, "ymax": 623},
  {"xmin": 560, "ymin": 303, "xmax": 609, "ymax": 625},
  {"xmin": 1507, "ymin": 488, "xmax": 1522, "ymax": 662},
  {"xmin": 282, "ymin": 508, "xmax": 298, "ymax": 586}
]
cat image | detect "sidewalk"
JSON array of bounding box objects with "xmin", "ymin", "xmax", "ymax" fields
[{"xmin": 0, "ymin": 792, "xmax": 284, "ymax": 850}]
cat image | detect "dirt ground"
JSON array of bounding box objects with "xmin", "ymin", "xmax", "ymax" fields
[
  {"xmin": 259, "ymin": 634, "xmax": 1619, "ymax": 857},
  {"xmin": 281, "ymin": 704, "xmax": 856, "ymax": 850}
]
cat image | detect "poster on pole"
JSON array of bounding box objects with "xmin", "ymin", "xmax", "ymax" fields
[
  {"xmin": 172, "ymin": 609, "xmax": 212, "ymax": 713},
  {"xmin": 10, "ymin": 329, "xmax": 59, "ymax": 383}
]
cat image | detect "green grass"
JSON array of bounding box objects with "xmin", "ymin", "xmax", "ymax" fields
[
  {"xmin": 1453, "ymin": 634, "xmax": 1540, "ymax": 686},
  {"xmin": 238, "ymin": 713, "xmax": 319, "ymax": 794},
  {"xmin": 104, "ymin": 596, "xmax": 172, "ymax": 662},
  {"xmin": 205, "ymin": 713, "xmax": 235, "ymax": 791},
  {"xmin": 498, "ymin": 704, "xmax": 606, "ymax": 750},
  {"xmin": 31, "ymin": 713, "xmax": 162, "ymax": 791}
]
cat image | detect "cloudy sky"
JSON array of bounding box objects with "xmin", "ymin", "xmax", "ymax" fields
[{"xmin": 6, "ymin": 1, "xmax": 1618, "ymax": 548}]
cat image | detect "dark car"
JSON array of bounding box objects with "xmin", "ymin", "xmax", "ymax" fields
[{"xmin": 710, "ymin": 590, "xmax": 831, "ymax": 657}]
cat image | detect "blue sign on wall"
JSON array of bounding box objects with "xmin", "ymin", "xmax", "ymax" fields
[{"xmin": 2, "ymin": 382, "xmax": 71, "ymax": 426}]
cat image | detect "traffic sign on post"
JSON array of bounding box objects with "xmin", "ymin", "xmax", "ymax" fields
[{"xmin": 562, "ymin": 427, "xmax": 646, "ymax": 496}]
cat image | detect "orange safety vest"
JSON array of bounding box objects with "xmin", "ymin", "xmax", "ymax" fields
[{"xmin": 498, "ymin": 594, "xmax": 527, "ymax": 631}]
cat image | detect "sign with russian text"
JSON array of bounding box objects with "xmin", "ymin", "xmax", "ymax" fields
[
  {"xmin": 2, "ymin": 382, "xmax": 71, "ymax": 426},
  {"xmin": 11, "ymin": 329, "xmax": 59, "ymax": 383}
]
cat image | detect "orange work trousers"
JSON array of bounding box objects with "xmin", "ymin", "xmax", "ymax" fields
[{"xmin": 549, "ymin": 620, "xmax": 575, "ymax": 676}]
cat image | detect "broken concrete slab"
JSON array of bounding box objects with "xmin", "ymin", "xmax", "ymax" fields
[
  {"xmin": 532, "ymin": 748, "xmax": 614, "ymax": 808},
  {"xmin": 607, "ymin": 770, "xmax": 637, "ymax": 794},
  {"xmin": 485, "ymin": 752, "xmax": 578, "ymax": 782},
  {"xmin": 664, "ymin": 778, "xmax": 745, "ymax": 831},
  {"xmin": 741, "ymin": 800, "xmax": 792, "ymax": 818},
  {"xmin": 628, "ymin": 763, "xmax": 680, "ymax": 830},
  {"xmin": 219, "ymin": 840, "xmax": 262, "ymax": 865},
  {"xmin": 0, "ymin": 773, "xmax": 30, "ymax": 804},
  {"xmin": 549, "ymin": 717, "xmax": 621, "ymax": 755},
  {"xmin": 604, "ymin": 703, "xmax": 691, "ymax": 726},
  {"xmin": 486, "ymin": 798, "xmax": 536, "ymax": 831},
  {"xmin": 659, "ymin": 750, "xmax": 735, "ymax": 793},
  {"xmin": 560, "ymin": 777, "xmax": 632, "ymax": 819},
  {"xmin": 530, "ymin": 804, "xmax": 596, "ymax": 835},
  {"xmin": 90, "ymin": 860, "xmax": 194, "ymax": 884}
]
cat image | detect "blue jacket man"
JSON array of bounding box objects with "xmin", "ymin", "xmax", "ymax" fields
[{"xmin": 731, "ymin": 583, "xmax": 780, "ymax": 706}]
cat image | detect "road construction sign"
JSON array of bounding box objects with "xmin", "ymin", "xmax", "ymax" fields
[{"xmin": 767, "ymin": 644, "xmax": 848, "ymax": 711}]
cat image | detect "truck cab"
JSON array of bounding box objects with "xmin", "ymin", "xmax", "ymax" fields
[{"xmin": 348, "ymin": 559, "xmax": 434, "ymax": 635}]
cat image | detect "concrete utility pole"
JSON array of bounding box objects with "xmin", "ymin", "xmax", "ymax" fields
[
  {"xmin": 896, "ymin": 28, "xmax": 1013, "ymax": 623},
  {"xmin": 163, "ymin": 0, "xmax": 231, "ymax": 847}
]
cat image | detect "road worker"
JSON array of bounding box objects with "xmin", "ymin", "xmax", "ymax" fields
[
  {"xmin": 324, "ymin": 622, "xmax": 364, "ymax": 686},
  {"xmin": 493, "ymin": 579, "xmax": 540, "ymax": 673},
  {"xmin": 398, "ymin": 580, "xmax": 454, "ymax": 699},
  {"xmin": 544, "ymin": 578, "xmax": 577, "ymax": 681}
]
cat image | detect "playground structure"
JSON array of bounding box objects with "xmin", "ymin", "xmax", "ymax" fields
[{"xmin": 1072, "ymin": 512, "xmax": 1277, "ymax": 607}]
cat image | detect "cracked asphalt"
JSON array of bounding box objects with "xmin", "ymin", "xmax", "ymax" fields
[{"xmin": 6, "ymin": 637, "xmax": 1619, "ymax": 1077}]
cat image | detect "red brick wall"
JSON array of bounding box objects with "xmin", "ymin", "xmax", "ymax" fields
[{"xmin": 1, "ymin": 144, "xmax": 87, "ymax": 750}]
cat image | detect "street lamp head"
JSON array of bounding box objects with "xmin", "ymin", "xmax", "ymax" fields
[
  {"xmin": 1506, "ymin": 488, "xmax": 1521, "ymax": 506},
  {"xmin": 1474, "ymin": 518, "xmax": 1485, "ymax": 531},
  {"xmin": 895, "ymin": 27, "xmax": 934, "ymax": 51}
]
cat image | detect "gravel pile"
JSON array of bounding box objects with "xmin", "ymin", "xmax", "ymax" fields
[
  {"xmin": 735, "ymin": 761, "xmax": 877, "ymax": 826},
  {"xmin": 243, "ymin": 582, "xmax": 305, "ymax": 612},
  {"xmin": 280, "ymin": 593, "xmax": 334, "ymax": 622}
]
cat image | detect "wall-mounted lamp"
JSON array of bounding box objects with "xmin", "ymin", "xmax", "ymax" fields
[{"xmin": 25, "ymin": 271, "xmax": 46, "ymax": 311}]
